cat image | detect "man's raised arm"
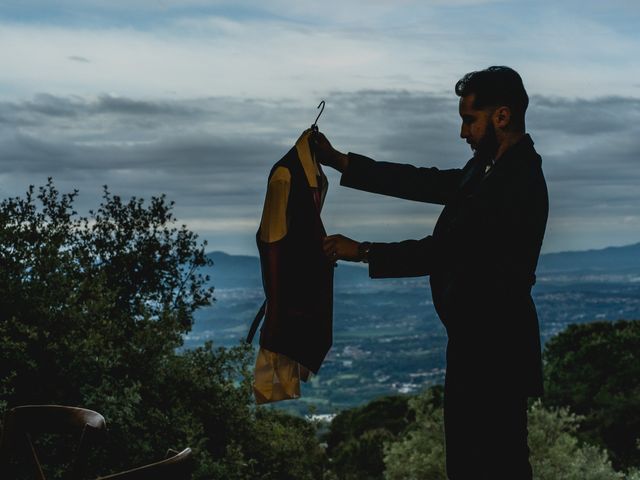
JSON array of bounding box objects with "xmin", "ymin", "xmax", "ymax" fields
[{"xmin": 311, "ymin": 131, "xmax": 462, "ymax": 205}]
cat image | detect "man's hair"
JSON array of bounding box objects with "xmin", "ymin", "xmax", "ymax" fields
[{"xmin": 455, "ymin": 66, "xmax": 528, "ymax": 131}]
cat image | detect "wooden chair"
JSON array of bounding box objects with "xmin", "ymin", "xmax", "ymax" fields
[
  {"xmin": 0, "ymin": 404, "xmax": 107, "ymax": 480},
  {"xmin": 95, "ymin": 448, "xmax": 193, "ymax": 480}
]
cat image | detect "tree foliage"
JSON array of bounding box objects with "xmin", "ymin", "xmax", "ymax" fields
[
  {"xmin": 0, "ymin": 180, "xmax": 325, "ymax": 479},
  {"xmin": 527, "ymin": 401, "xmax": 622, "ymax": 480},
  {"xmin": 383, "ymin": 387, "xmax": 446, "ymax": 480},
  {"xmin": 543, "ymin": 320, "xmax": 640, "ymax": 470},
  {"xmin": 324, "ymin": 394, "xmax": 413, "ymax": 479}
]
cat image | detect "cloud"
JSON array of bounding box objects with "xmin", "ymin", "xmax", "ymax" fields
[
  {"xmin": 68, "ymin": 55, "xmax": 90, "ymax": 63},
  {"xmin": 0, "ymin": 1, "xmax": 638, "ymax": 256},
  {"xmin": 0, "ymin": 90, "xmax": 638, "ymax": 254},
  {"xmin": 530, "ymin": 96, "xmax": 639, "ymax": 135},
  {"xmin": 1, "ymin": 2, "xmax": 639, "ymax": 102},
  {"xmin": 527, "ymin": 97, "xmax": 640, "ymax": 191}
]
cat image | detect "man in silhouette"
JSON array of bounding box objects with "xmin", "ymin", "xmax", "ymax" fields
[{"xmin": 312, "ymin": 66, "xmax": 548, "ymax": 479}]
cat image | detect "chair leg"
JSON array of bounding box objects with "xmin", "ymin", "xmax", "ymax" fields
[
  {"xmin": 26, "ymin": 433, "xmax": 47, "ymax": 480},
  {"xmin": 70, "ymin": 424, "xmax": 91, "ymax": 480}
]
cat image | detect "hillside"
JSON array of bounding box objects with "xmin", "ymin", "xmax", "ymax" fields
[{"xmin": 536, "ymin": 242, "xmax": 640, "ymax": 273}]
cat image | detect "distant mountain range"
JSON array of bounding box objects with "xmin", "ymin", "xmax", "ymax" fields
[
  {"xmin": 204, "ymin": 242, "xmax": 640, "ymax": 289},
  {"xmin": 536, "ymin": 242, "xmax": 640, "ymax": 273}
]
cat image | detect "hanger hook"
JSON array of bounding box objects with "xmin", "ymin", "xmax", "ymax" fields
[{"xmin": 311, "ymin": 100, "xmax": 325, "ymax": 131}]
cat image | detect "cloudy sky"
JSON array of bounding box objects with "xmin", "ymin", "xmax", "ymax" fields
[{"xmin": 1, "ymin": 1, "xmax": 639, "ymax": 256}]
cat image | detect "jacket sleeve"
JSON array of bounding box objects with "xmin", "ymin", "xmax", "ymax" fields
[
  {"xmin": 367, "ymin": 235, "xmax": 439, "ymax": 278},
  {"xmin": 340, "ymin": 152, "xmax": 463, "ymax": 205}
]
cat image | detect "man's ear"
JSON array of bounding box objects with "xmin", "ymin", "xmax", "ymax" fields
[{"xmin": 493, "ymin": 106, "xmax": 511, "ymax": 129}]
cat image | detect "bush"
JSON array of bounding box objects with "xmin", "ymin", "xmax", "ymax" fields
[
  {"xmin": 528, "ymin": 400, "xmax": 621, "ymax": 480},
  {"xmin": 382, "ymin": 388, "xmax": 622, "ymax": 479}
]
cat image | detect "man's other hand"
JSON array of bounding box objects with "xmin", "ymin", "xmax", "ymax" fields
[
  {"xmin": 310, "ymin": 131, "xmax": 349, "ymax": 173},
  {"xmin": 323, "ymin": 234, "xmax": 361, "ymax": 262}
]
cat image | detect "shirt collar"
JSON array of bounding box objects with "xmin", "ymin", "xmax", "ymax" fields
[{"xmin": 489, "ymin": 134, "xmax": 534, "ymax": 170}]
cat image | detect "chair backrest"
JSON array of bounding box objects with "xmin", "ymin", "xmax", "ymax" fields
[
  {"xmin": 95, "ymin": 448, "xmax": 193, "ymax": 480},
  {"xmin": 0, "ymin": 405, "xmax": 107, "ymax": 480}
]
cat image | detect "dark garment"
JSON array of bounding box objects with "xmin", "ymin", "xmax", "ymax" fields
[
  {"xmin": 341, "ymin": 134, "xmax": 548, "ymax": 396},
  {"xmin": 340, "ymin": 134, "xmax": 547, "ymax": 477},
  {"xmin": 444, "ymin": 378, "xmax": 532, "ymax": 479},
  {"xmin": 256, "ymin": 143, "xmax": 334, "ymax": 374}
]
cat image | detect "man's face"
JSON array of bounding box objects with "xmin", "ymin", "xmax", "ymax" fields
[{"xmin": 458, "ymin": 94, "xmax": 498, "ymax": 159}]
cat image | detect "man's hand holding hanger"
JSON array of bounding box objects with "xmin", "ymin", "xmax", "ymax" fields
[{"xmin": 310, "ymin": 130, "xmax": 350, "ymax": 173}]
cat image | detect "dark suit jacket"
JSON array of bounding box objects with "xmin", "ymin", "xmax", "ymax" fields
[{"xmin": 341, "ymin": 134, "xmax": 548, "ymax": 396}]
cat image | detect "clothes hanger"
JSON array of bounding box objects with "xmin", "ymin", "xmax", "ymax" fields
[{"xmin": 310, "ymin": 100, "xmax": 325, "ymax": 132}]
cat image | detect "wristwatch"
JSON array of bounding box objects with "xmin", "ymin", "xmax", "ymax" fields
[{"xmin": 358, "ymin": 242, "xmax": 372, "ymax": 264}]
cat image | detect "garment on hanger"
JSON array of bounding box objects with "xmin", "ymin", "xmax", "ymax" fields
[{"xmin": 251, "ymin": 129, "xmax": 333, "ymax": 404}]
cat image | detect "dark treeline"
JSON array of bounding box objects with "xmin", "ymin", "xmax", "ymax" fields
[{"xmin": 1, "ymin": 182, "xmax": 638, "ymax": 479}]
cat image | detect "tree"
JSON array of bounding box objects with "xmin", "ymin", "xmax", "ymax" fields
[
  {"xmin": 0, "ymin": 180, "xmax": 325, "ymax": 479},
  {"xmin": 324, "ymin": 394, "xmax": 414, "ymax": 479},
  {"xmin": 543, "ymin": 320, "xmax": 640, "ymax": 470},
  {"xmin": 0, "ymin": 180, "xmax": 213, "ymax": 405}
]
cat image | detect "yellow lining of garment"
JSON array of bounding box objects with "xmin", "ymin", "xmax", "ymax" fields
[
  {"xmin": 259, "ymin": 166, "xmax": 290, "ymax": 243},
  {"xmin": 253, "ymin": 347, "xmax": 301, "ymax": 404}
]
